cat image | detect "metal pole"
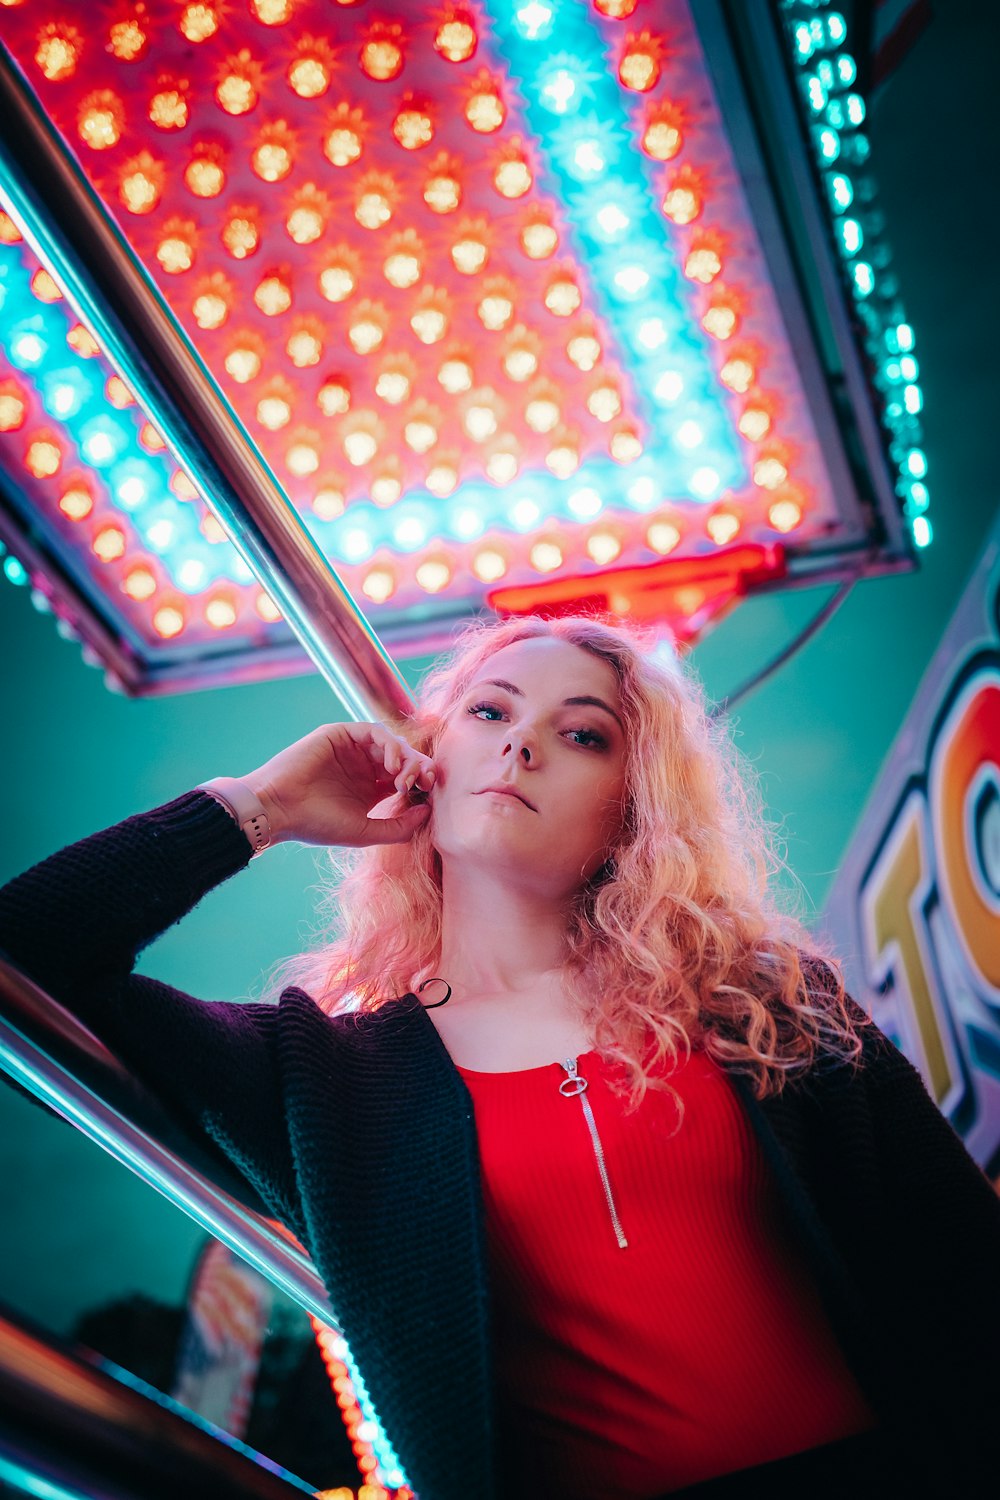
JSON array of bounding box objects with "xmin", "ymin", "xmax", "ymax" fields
[{"xmin": 0, "ymin": 41, "xmax": 413, "ymax": 723}]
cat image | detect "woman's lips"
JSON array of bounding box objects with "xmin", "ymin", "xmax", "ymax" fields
[{"xmin": 476, "ymin": 784, "xmax": 537, "ymax": 812}]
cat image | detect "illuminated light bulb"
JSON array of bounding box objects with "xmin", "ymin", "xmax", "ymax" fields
[
  {"xmin": 719, "ymin": 354, "xmax": 755, "ymax": 393},
  {"xmin": 201, "ymin": 512, "xmax": 227, "ymax": 542},
  {"xmin": 317, "ymin": 377, "xmax": 351, "ymax": 415},
  {"xmin": 425, "ymin": 461, "xmax": 459, "ymax": 497},
  {"xmin": 464, "ymin": 402, "xmax": 498, "ymax": 441},
  {"xmin": 520, "ymin": 213, "xmax": 558, "ymax": 259},
  {"xmin": 30, "ymin": 269, "xmax": 61, "ymax": 302},
  {"xmin": 405, "ymin": 418, "xmax": 439, "ymax": 455},
  {"xmin": 287, "ymin": 439, "xmax": 320, "ymax": 476},
  {"xmin": 363, "ymin": 567, "xmax": 396, "ymax": 604},
  {"xmin": 595, "ymin": 203, "xmax": 630, "ymax": 238},
  {"xmin": 171, "ymin": 470, "xmax": 199, "ymax": 500},
  {"xmin": 78, "ymin": 91, "xmax": 125, "ymax": 150},
  {"xmin": 109, "ymin": 18, "xmax": 147, "ymax": 62},
  {"xmin": 139, "ymin": 422, "xmax": 165, "ymax": 450},
  {"xmin": 410, "ymin": 294, "xmax": 450, "ymax": 345},
  {"xmin": 436, "ymin": 13, "xmax": 477, "ymax": 62},
  {"xmin": 371, "ymin": 467, "xmax": 402, "ymax": 506},
  {"xmin": 494, "ymin": 154, "xmax": 532, "ymax": 198},
  {"xmin": 485, "ymin": 445, "xmax": 519, "ymax": 484},
  {"xmin": 150, "ymin": 85, "xmax": 189, "ymax": 130},
  {"xmin": 662, "ymin": 168, "xmax": 704, "ymax": 224},
  {"xmin": 206, "ymin": 595, "xmax": 238, "ymax": 629},
  {"xmin": 738, "ymin": 405, "xmax": 771, "ymax": 441},
  {"xmin": 610, "ymin": 426, "xmax": 642, "ymax": 463},
  {"xmin": 319, "ymin": 255, "xmax": 359, "ymax": 302},
  {"xmin": 360, "ymin": 28, "xmax": 404, "ymax": 82},
  {"xmin": 59, "ymin": 482, "xmax": 93, "ymax": 520},
  {"xmin": 153, "ymin": 604, "xmax": 185, "ymax": 638},
  {"xmin": 619, "ymin": 31, "xmax": 663, "ymax": 91},
  {"xmin": 287, "ymin": 324, "xmax": 323, "ymax": 367},
  {"xmin": 12, "ymin": 332, "xmax": 46, "ymax": 368},
  {"xmin": 288, "ymin": 52, "xmax": 331, "ymax": 99},
  {"xmin": 256, "ymin": 591, "xmax": 282, "ymax": 622},
  {"xmin": 215, "ymin": 53, "xmax": 261, "ymax": 115},
  {"xmin": 587, "ymin": 530, "xmax": 622, "ymax": 565},
  {"xmin": 689, "ymin": 466, "xmax": 720, "ymax": 499},
  {"xmin": 0, "ymin": 213, "xmax": 22, "ymax": 244},
  {"xmin": 225, "ymin": 340, "xmax": 264, "ymax": 382},
  {"xmin": 416, "ymin": 556, "xmax": 453, "ymax": 593},
  {"xmin": 356, "ymin": 187, "xmax": 393, "ymax": 230},
  {"xmin": 646, "ymin": 519, "xmax": 680, "ymax": 554},
  {"xmin": 706, "ymin": 511, "xmax": 740, "ymax": 545},
  {"xmin": 251, "ymin": 0, "xmax": 294, "ymax": 21},
  {"xmin": 642, "ymin": 101, "xmax": 684, "ymax": 160},
  {"xmin": 452, "ymin": 233, "xmax": 489, "ymax": 275},
  {"xmin": 544, "ymin": 276, "xmax": 581, "ymax": 317},
  {"xmin": 323, "ymin": 106, "xmax": 364, "ymax": 165},
  {"xmin": 348, "ymin": 302, "xmax": 388, "ymax": 354},
  {"xmin": 25, "ymin": 436, "xmax": 61, "ymax": 478},
  {"xmin": 465, "ymin": 75, "xmax": 505, "ymax": 132},
  {"xmin": 439, "ymin": 355, "xmax": 473, "ymax": 393},
  {"xmin": 344, "ymin": 430, "xmax": 378, "ymax": 466},
  {"xmin": 546, "ymin": 438, "xmax": 580, "ymax": 479},
  {"xmin": 221, "ymin": 212, "xmax": 260, "ymax": 259},
  {"xmin": 530, "ymin": 539, "xmax": 563, "ymax": 572},
  {"xmin": 514, "ymin": 2, "xmax": 553, "ymax": 40},
  {"xmin": 121, "ymin": 152, "xmax": 165, "ymax": 213},
  {"xmin": 525, "ymin": 392, "xmax": 560, "ymax": 433},
  {"xmin": 595, "ymin": 0, "xmax": 639, "ymax": 16},
  {"xmin": 93, "ymin": 525, "xmax": 126, "ymax": 562},
  {"xmin": 587, "ymin": 382, "xmax": 622, "ymax": 423},
  {"xmin": 287, "ymin": 195, "xmax": 327, "ymax": 245},
  {"xmin": 768, "ymin": 497, "xmax": 802, "ymax": 532},
  {"xmin": 257, "ymin": 393, "xmax": 292, "ymax": 429},
  {"xmin": 253, "ymin": 126, "xmax": 295, "ymax": 183},
  {"xmin": 313, "ymin": 486, "xmax": 346, "ymax": 520},
  {"xmin": 675, "ymin": 419, "xmax": 703, "ymax": 449},
  {"xmin": 375, "ymin": 359, "xmax": 414, "ymax": 405},
  {"xmin": 503, "ymin": 338, "xmax": 539, "ymax": 382},
  {"xmin": 636, "ymin": 317, "xmax": 667, "ymax": 351},
  {"xmin": 193, "ymin": 289, "xmax": 228, "ymax": 329},
  {"xmin": 473, "ymin": 547, "xmax": 507, "ymax": 582},
  {"xmin": 511, "ymin": 495, "xmax": 540, "ymax": 529},
  {"xmin": 572, "ymin": 139, "xmax": 606, "ymax": 177},
  {"xmin": 157, "ymin": 224, "xmax": 197, "ymax": 274},
  {"xmin": 613, "ymin": 265, "xmax": 648, "ymax": 297},
  {"xmin": 424, "ymin": 164, "xmax": 462, "ymax": 214},
  {"xmin": 180, "ymin": 4, "xmax": 219, "ymax": 42},
  {"xmin": 702, "ymin": 301, "xmax": 738, "ymax": 340},
  {"xmin": 753, "ymin": 455, "xmax": 788, "ymax": 490},
  {"xmin": 393, "ymin": 105, "xmax": 434, "ymax": 150},
  {"xmin": 0, "ymin": 387, "xmax": 26, "ymax": 432},
  {"xmin": 685, "ymin": 244, "xmax": 723, "ymax": 284},
  {"xmin": 478, "ymin": 287, "xmax": 515, "ymax": 330},
  {"xmin": 566, "ymin": 329, "xmax": 601, "ymax": 371},
  {"xmin": 384, "ymin": 238, "xmax": 424, "ymax": 288},
  {"xmin": 123, "ymin": 566, "xmax": 156, "ymax": 601},
  {"xmin": 35, "ymin": 24, "xmax": 81, "ymax": 81},
  {"xmin": 255, "ymin": 273, "xmax": 292, "ymax": 315}
]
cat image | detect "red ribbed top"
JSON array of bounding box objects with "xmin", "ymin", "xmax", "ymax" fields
[{"xmin": 458, "ymin": 1048, "xmax": 876, "ymax": 1497}]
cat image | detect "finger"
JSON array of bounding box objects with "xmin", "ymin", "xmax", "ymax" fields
[{"xmin": 366, "ymin": 800, "xmax": 431, "ymax": 844}]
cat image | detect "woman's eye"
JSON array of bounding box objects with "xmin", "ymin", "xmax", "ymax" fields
[
  {"xmin": 467, "ymin": 701, "xmax": 506, "ymax": 721},
  {"xmin": 564, "ymin": 727, "xmax": 607, "ymax": 749}
]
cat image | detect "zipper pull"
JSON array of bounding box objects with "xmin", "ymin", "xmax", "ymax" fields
[{"xmin": 557, "ymin": 1058, "xmax": 628, "ymax": 1249}]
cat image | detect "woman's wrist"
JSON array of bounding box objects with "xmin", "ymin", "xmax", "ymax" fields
[{"xmin": 197, "ymin": 776, "xmax": 279, "ymax": 855}]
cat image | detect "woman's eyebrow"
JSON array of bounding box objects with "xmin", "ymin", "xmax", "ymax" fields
[{"xmin": 475, "ymin": 678, "xmax": 624, "ymax": 731}]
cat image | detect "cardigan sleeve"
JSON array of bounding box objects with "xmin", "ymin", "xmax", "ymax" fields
[{"xmin": 0, "ymin": 792, "xmax": 303, "ymax": 1229}]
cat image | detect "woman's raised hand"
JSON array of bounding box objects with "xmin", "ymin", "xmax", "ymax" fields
[{"xmin": 238, "ymin": 722, "xmax": 435, "ymax": 848}]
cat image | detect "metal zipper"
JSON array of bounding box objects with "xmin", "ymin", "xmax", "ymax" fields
[{"xmin": 558, "ymin": 1058, "xmax": 629, "ymax": 1249}]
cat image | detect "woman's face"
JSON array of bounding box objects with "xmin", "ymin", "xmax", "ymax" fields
[{"xmin": 430, "ymin": 635, "xmax": 629, "ymax": 899}]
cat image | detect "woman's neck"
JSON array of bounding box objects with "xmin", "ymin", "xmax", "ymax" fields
[{"xmin": 436, "ymin": 862, "xmax": 574, "ymax": 1006}]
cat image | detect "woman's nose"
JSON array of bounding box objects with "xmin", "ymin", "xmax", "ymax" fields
[{"xmin": 502, "ymin": 733, "xmax": 534, "ymax": 764}]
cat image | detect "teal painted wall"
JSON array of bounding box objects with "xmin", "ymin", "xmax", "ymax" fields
[{"xmin": 2, "ymin": 0, "xmax": 998, "ymax": 1347}]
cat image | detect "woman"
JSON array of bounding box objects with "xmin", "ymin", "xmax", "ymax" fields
[{"xmin": 1, "ymin": 614, "xmax": 998, "ymax": 1500}]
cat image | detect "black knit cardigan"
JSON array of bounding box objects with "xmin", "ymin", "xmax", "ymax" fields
[{"xmin": 2, "ymin": 792, "xmax": 999, "ymax": 1499}]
